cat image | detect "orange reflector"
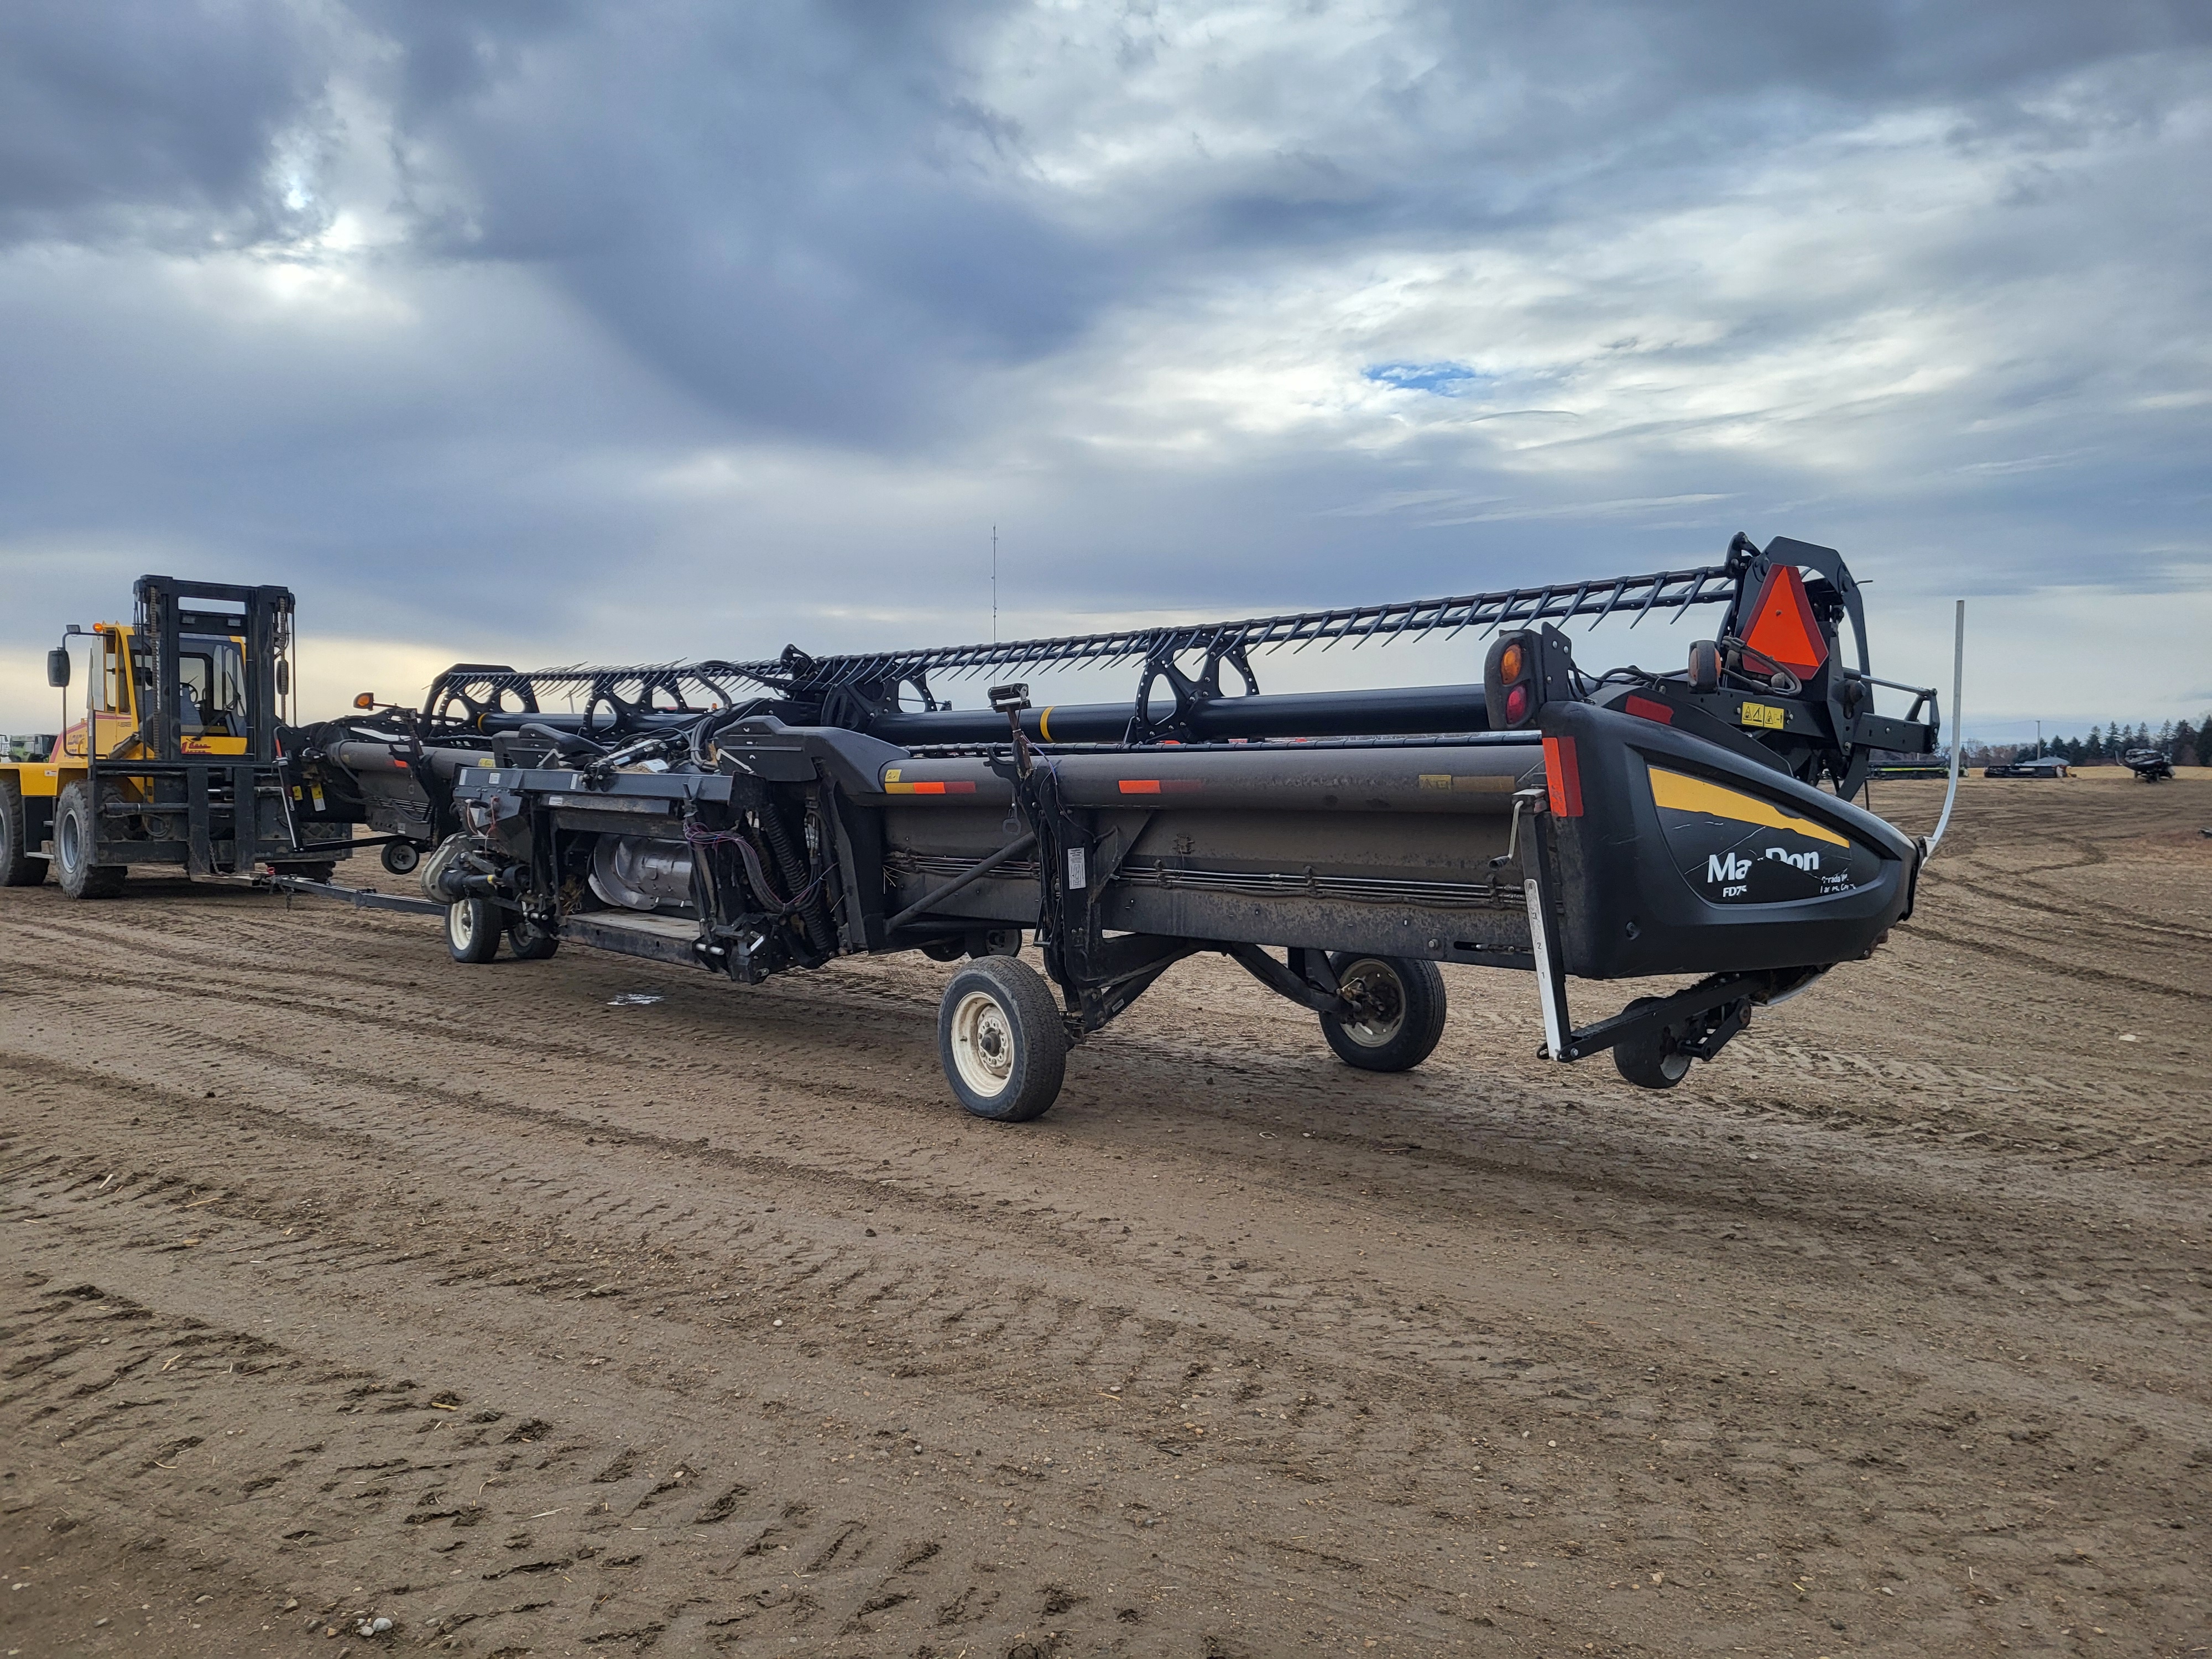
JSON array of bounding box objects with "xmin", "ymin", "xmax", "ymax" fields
[
  {"xmin": 1118, "ymin": 779, "xmax": 1202, "ymax": 795},
  {"xmin": 1542, "ymin": 735, "xmax": 1583, "ymax": 817},
  {"xmin": 1499, "ymin": 641, "xmax": 1525, "ymax": 682},
  {"xmin": 1742, "ymin": 565, "xmax": 1828, "ymax": 678},
  {"xmin": 885, "ymin": 779, "xmax": 977, "ymax": 795},
  {"xmin": 1624, "ymin": 693, "xmax": 1673, "ymax": 724}
]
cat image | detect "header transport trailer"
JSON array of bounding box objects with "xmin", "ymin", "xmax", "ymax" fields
[{"xmin": 283, "ymin": 533, "xmax": 1943, "ymax": 1120}]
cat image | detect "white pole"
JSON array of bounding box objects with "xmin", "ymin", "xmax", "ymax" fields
[{"xmin": 1925, "ymin": 599, "xmax": 1966, "ymax": 857}]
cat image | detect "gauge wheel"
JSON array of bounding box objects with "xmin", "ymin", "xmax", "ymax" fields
[
  {"xmin": 1318, "ymin": 952, "xmax": 1447, "ymax": 1073},
  {"xmin": 508, "ymin": 913, "xmax": 561, "ymax": 961},
  {"xmin": 1612, "ymin": 997, "xmax": 1693, "ymax": 1089},
  {"xmin": 55, "ymin": 781, "xmax": 126, "ymax": 899},
  {"xmin": 446, "ymin": 896, "xmax": 502, "ymax": 963},
  {"xmin": 937, "ymin": 956, "xmax": 1067, "ymax": 1122},
  {"xmin": 0, "ymin": 777, "xmax": 44, "ymax": 886},
  {"xmin": 382, "ymin": 842, "xmax": 422, "ymax": 875}
]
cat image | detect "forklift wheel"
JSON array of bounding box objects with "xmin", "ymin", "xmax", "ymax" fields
[
  {"xmin": 1611, "ymin": 998, "xmax": 1692, "ymax": 1089},
  {"xmin": 1319, "ymin": 953, "xmax": 1446, "ymax": 1073},
  {"xmin": 937, "ymin": 956, "xmax": 1067, "ymax": 1123},
  {"xmin": 382, "ymin": 842, "xmax": 422, "ymax": 875},
  {"xmin": 54, "ymin": 782, "xmax": 126, "ymax": 900},
  {"xmin": 446, "ymin": 898, "xmax": 502, "ymax": 963},
  {"xmin": 0, "ymin": 777, "xmax": 45, "ymax": 887},
  {"xmin": 508, "ymin": 914, "xmax": 561, "ymax": 961}
]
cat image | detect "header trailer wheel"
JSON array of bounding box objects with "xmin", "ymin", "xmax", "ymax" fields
[
  {"xmin": 938, "ymin": 956, "xmax": 1068, "ymax": 1123},
  {"xmin": 1319, "ymin": 952, "xmax": 1447, "ymax": 1073},
  {"xmin": 446, "ymin": 896, "xmax": 502, "ymax": 963}
]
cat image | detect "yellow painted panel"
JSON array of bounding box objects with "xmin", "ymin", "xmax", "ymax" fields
[{"xmin": 1648, "ymin": 766, "xmax": 1849, "ymax": 848}]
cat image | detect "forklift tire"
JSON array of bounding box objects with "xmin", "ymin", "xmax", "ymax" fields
[
  {"xmin": 0, "ymin": 777, "xmax": 44, "ymax": 886},
  {"xmin": 937, "ymin": 956, "xmax": 1067, "ymax": 1123},
  {"xmin": 1319, "ymin": 953, "xmax": 1446, "ymax": 1073},
  {"xmin": 382, "ymin": 842, "xmax": 422, "ymax": 875},
  {"xmin": 446, "ymin": 897, "xmax": 503, "ymax": 963},
  {"xmin": 508, "ymin": 914, "xmax": 561, "ymax": 960},
  {"xmin": 54, "ymin": 782, "xmax": 126, "ymax": 900},
  {"xmin": 1611, "ymin": 998, "xmax": 1692, "ymax": 1089}
]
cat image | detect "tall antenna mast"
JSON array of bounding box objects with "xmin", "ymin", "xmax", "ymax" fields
[{"xmin": 992, "ymin": 524, "xmax": 999, "ymax": 644}]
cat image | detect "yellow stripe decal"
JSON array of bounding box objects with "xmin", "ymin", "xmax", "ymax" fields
[
  {"xmin": 1039, "ymin": 706, "xmax": 1053, "ymax": 742},
  {"xmin": 1648, "ymin": 767, "xmax": 1849, "ymax": 848}
]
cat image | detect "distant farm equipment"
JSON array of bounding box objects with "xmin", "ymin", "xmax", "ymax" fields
[
  {"xmin": 1983, "ymin": 755, "xmax": 2070, "ymax": 779},
  {"xmin": 2122, "ymin": 748, "xmax": 2176, "ymax": 782}
]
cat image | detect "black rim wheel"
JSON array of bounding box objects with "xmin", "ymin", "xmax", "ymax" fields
[{"xmin": 1319, "ymin": 953, "xmax": 1447, "ymax": 1073}]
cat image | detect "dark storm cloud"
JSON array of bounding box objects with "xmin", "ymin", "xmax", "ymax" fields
[
  {"xmin": 0, "ymin": 0, "xmax": 333, "ymax": 248},
  {"xmin": 347, "ymin": 1, "xmax": 1110, "ymax": 441},
  {"xmin": 0, "ymin": 0, "xmax": 2206, "ymax": 731},
  {"xmin": 319, "ymin": 0, "xmax": 2212, "ymax": 449}
]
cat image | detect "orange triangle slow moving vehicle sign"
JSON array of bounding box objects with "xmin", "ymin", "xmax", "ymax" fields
[{"xmin": 1742, "ymin": 564, "xmax": 1828, "ymax": 678}]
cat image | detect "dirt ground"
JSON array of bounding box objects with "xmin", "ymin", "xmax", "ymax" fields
[{"xmin": 2, "ymin": 769, "xmax": 2207, "ymax": 1658}]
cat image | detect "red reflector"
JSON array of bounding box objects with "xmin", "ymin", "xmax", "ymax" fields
[
  {"xmin": 1543, "ymin": 735, "xmax": 1583, "ymax": 817},
  {"xmin": 1119, "ymin": 779, "xmax": 1161, "ymax": 795},
  {"xmin": 1505, "ymin": 683, "xmax": 1531, "ymax": 724},
  {"xmin": 1624, "ymin": 693, "xmax": 1673, "ymax": 724},
  {"xmin": 1743, "ymin": 564, "xmax": 1828, "ymax": 678}
]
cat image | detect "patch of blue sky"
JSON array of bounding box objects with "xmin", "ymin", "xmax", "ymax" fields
[{"xmin": 1363, "ymin": 361, "xmax": 1490, "ymax": 396}]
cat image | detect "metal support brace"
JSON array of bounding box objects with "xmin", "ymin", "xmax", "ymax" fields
[
  {"xmin": 886, "ymin": 831, "xmax": 1038, "ymax": 931},
  {"xmin": 1521, "ymin": 796, "xmax": 1571, "ymax": 1060}
]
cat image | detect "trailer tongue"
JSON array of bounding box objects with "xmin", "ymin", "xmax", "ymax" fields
[{"xmin": 301, "ymin": 531, "xmax": 1940, "ymax": 1120}]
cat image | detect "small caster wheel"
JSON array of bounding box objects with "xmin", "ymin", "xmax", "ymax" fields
[
  {"xmin": 382, "ymin": 842, "xmax": 422, "ymax": 875},
  {"xmin": 1612, "ymin": 997, "xmax": 1692, "ymax": 1089},
  {"xmin": 508, "ymin": 914, "xmax": 561, "ymax": 960},
  {"xmin": 446, "ymin": 897, "xmax": 502, "ymax": 963},
  {"xmin": 1319, "ymin": 953, "xmax": 1446, "ymax": 1072},
  {"xmin": 937, "ymin": 956, "xmax": 1067, "ymax": 1122}
]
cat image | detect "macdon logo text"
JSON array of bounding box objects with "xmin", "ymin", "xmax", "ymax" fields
[{"xmin": 1705, "ymin": 846, "xmax": 1823, "ymax": 896}]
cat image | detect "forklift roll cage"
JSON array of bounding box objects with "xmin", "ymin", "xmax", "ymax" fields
[{"xmin": 55, "ymin": 576, "xmax": 340, "ymax": 877}]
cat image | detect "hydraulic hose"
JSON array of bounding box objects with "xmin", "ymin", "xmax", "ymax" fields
[{"xmin": 760, "ymin": 803, "xmax": 836, "ymax": 956}]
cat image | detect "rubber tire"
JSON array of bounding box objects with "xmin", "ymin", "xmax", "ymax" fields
[
  {"xmin": 1612, "ymin": 997, "xmax": 1693, "ymax": 1089},
  {"xmin": 937, "ymin": 956, "xmax": 1068, "ymax": 1123},
  {"xmin": 0, "ymin": 777, "xmax": 44, "ymax": 886},
  {"xmin": 55, "ymin": 781, "xmax": 126, "ymax": 900},
  {"xmin": 1319, "ymin": 952, "xmax": 1447, "ymax": 1073},
  {"xmin": 508, "ymin": 914, "xmax": 561, "ymax": 961},
  {"xmin": 382, "ymin": 842, "xmax": 422, "ymax": 875},
  {"xmin": 446, "ymin": 897, "xmax": 503, "ymax": 963}
]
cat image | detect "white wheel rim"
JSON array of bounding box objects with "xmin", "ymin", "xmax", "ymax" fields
[
  {"xmin": 1335, "ymin": 959, "xmax": 1406, "ymax": 1047},
  {"xmin": 59, "ymin": 810, "xmax": 81, "ymax": 868},
  {"xmin": 950, "ymin": 988, "xmax": 1015, "ymax": 1098},
  {"xmin": 449, "ymin": 903, "xmax": 474, "ymax": 948}
]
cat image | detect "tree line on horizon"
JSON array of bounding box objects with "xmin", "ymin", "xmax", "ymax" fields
[{"xmin": 1966, "ymin": 716, "xmax": 2208, "ymax": 767}]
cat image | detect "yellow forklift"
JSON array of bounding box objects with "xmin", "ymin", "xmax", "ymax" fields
[{"xmin": 0, "ymin": 576, "xmax": 351, "ymax": 897}]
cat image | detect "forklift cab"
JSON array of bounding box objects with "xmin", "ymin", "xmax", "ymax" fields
[{"xmin": 50, "ymin": 618, "xmax": 257, "ymax": 763}]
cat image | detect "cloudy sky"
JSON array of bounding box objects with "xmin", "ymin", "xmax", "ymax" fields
[{"xmin": 3, "ymin": 0, "xmax": 2207, "ymax": 741}]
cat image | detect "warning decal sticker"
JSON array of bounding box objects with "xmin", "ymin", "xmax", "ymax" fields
[{"xmin": 1648, "ymin": 766, "xmax": 1879, "ymax": 905}]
